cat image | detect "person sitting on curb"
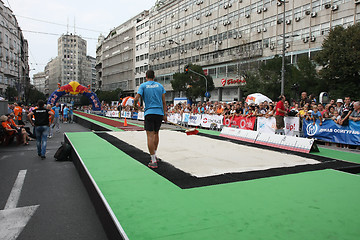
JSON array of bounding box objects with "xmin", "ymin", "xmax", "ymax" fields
[
  {"xmin": 7, "ymin": 113, "xmax": 30, "ymax": 145},
  {"xmin": 1, "ymin": 115, "xmax": 20, "ymax": 145}
]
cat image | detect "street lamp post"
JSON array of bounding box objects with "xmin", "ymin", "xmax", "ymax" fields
[
  {"xmin": 279, "ymin": 0, "xmax": 286, "ymax": 96},
  {"xmin": 168, "ymin": 39, "xmax": 180, "ymax": 73}
]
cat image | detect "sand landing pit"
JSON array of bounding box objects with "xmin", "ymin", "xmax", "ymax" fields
[{"xmin": 108, "ymin": 130, "xmax": 320, "ymax": 178}]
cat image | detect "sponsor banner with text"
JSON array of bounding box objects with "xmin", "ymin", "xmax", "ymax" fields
[
  {"xmin": 200, "ymin": 114, "xmax": 224, "ymax": 128},
  {"xmin": 223, "ymin": 116, "xmax": 256, "ymax": 130},
  {"xmin": 303, "ymin": 119, "xmax": 360, "ymax": 145},
  {"xmin": 105, "ymin": 111, "xmax": 120, "ymax": 118},
  {"xmin": 120, "ymin": 111, "xmax": 132, "ymax": 119},
  {"xmin": 188, "ymin": 114, "xmax": 202, "ymax": 126},
  {"xmin": 167, "ymin": 113, "xmax": 182, "ymax": 124},
  {"xmin": 257, "ymin": 117, "xmax": 299, "ymax": 136}
]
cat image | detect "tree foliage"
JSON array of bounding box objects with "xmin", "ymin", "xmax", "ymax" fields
[
  {"xmin": 315, "ymin": 23, "xmax": 360, "ymax": 99},
  {"xmin": 5, "ymin": 86, "xmax": 18, "ymax": 102},
  {"xmin": 242, "ymin": 55, "xmax": 320, "ymax": 101},
  {"xmin": 171, "ymin": 63, "xmax": 214, "ymax": 100},
  {"xmin": 27, "ymin": 86, "xmax": 46, "ymax": 104},
  {"xmin": 95, "ymin": 88, "xmax": 123, "ymax": 104}
]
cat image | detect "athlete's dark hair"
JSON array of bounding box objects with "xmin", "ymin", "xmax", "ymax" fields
[{"xmin": 146, "ymin": 69, "xmax": 155, "ymax": 79}]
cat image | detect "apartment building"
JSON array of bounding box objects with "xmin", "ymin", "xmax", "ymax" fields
[
  {"xmin": 97, "ymin": 10, "xmax": 149, "ymax": 95},
  {"xmin": 0, "ymin": 0, "xmax": 29, "ymax": 100},
  {"xmin": 149, "ymin": 0, "xmax": 360, "ymax": 102},
  {"xmin": 32, "ymin": 71, "xmax": 46, "ymax": 93},
  {"xmin": 135, "ymin": 15, "xmax": 150, "ymax": 91},
  {"xmin": 45, "ymin": 34, "xmax": 95, "ymax": 95}
]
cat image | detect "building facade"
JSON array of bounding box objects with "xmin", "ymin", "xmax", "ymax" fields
[
  {"xmin": 149, "ymin": 0, "xmax": 360, "ymax": 102},
  {"xmin": 44, "ymin": 34, "xmax": 96, "ymax": 98},
  {"xmin": 98, "ymin": 11, "xmax": 149, "ymax": 95},
  {"xmin": 0, "ymin": 0, "xmax": 29, "ymax": 101},
  {"xmin": 135, "ymin": 15, "xmax": 150, "ymax": 91},
  {"xmin": 32, "ymin": 71, "xmax": 46, "ymax": 93}
]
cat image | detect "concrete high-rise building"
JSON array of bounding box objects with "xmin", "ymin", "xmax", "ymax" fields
[
  {"xmin": 45, "ymin": 34, "xmax": 95, "ymax": 97},
  {"xmin": 32, "ymin": 71, "xmax": 46, "ymax": 93},
  {"xmin": 135, "ymin": 15, "xmax": 150, "ymax": 91},
  {"xmin": 0, "ymin": 0, "xmax": 29, "ymax": 101},
  {"xmin": 95, "ymin": 34, "xmax": 105, "ymax": 90},
  {"xmin": 97, "ymin": 10, "xmax": 149, "ymax": 95},
  {"xmin": 149, "ymin": 0, "xmax": 360, "ymax": 101}
]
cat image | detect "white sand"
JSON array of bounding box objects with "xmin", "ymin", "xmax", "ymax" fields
[{"xmin": 108, "ymin": 130, "xmax": 319, "ymax": 178}]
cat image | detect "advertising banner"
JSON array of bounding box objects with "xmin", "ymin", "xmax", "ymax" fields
[
  {"xmin": 303, "ymin": 119, "xmax": 360, "ymax": 145},
  {"xmin": 182, "ymin": 113, "xmax": 190, "ymax": 123},
  {"xmin": 132, "ymin": 112, "xmax": 138, "ymax": 120},
  {"xmin": 257, "ymin": 117, "xmax": 300, "ymax": 136},
  {"xmin": 200, "ymin": 114, "xmax": 224, "ymax": 128},
  {"xmin": 167, "ymin": 113, "xmax": 182, "ymax": 124},
  {"xmin": 188, "ymin": 114, "xmax": 202, "ymax": 126},
  {"xmin": 120, "ymin": 111, "xmax": 132, "ymax": 119},
  {"xmin": 105, "ymin": 111, "xmax": 119, "ymax": 118},
  {"xmin": 223, "ymin": 116, "xmax": 256, "ymax": 130},
  {"xmin": 137, "ymin": 112, "xmax": 145, "ymax": 121}
]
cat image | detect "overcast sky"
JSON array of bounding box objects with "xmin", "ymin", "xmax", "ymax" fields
[{"xmin": 7, "ymin": 0, "xmax": 157, "ymax": 79}]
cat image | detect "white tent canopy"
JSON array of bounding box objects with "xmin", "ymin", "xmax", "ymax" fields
[{"xmin": 245, "ymin": 93, "xmax": 272, "ymax": 105}]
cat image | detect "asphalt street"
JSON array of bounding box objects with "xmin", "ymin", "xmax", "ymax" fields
[{"xmin": 0, "ymin": 121, "xmax": 108, "ymax": 240}]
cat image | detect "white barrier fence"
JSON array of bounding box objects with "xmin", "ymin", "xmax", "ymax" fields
[{"xmin": 102, "ymin": 110, "xmax": 300, "ymax": 135}]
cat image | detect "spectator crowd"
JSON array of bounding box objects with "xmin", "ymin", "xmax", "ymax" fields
[{"xmin": 1, "ymin": 101, "xmax": 74, "ymax": 146}]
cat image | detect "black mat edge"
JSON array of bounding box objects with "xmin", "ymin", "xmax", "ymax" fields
[{"xmin": 65, "ymin": 134, "xmax": 127, "ymax": 240}]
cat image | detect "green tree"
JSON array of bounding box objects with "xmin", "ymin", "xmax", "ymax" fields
[
  {"xmin": 95, "ymin": 88, "xmax": 123, "ymax": 104},
  {"xmin": 27, "ymin": 86, "xmax": 46, "ymax": 104},
  {"xmin": 295, "ymin": 55, "xmax": 320, "ymax": 99},
  {"xmin": 5, "ymin": 86, "xmax": 18, "ymax": 102},
  {"xmin": 315, "ymin": 23, "xmax": 360, "ymax": 99},
  {"xmin": 171, "ymin": 64, "xmax": 214, "ymax": 100},
  {"xmin": 80, "ymin": 95, "xmax": 90, "ymax": 105}
]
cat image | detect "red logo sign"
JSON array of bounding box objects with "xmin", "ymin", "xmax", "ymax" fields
[{"xmin": 221, "ymin": 77, "xmax": 246, "ymax": 87}]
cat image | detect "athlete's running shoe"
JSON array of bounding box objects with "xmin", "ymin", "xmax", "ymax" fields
[{"xmin": 148, "ymin": 161, "xmax": 158, "ymax": 169}]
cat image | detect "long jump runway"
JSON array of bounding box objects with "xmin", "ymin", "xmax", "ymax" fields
[{"xmin": 65, "ymin": 128, "xmax": 360, "ymax": 240}]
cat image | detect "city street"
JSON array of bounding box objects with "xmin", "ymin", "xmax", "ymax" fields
[{"xmin": 0, "ymin": 122, "xmax": 108, "ymax": 240}]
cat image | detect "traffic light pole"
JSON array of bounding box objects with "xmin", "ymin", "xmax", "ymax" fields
[{"xmin": 187, "ymin": 68, "xmax": 208, "ymax": 96}]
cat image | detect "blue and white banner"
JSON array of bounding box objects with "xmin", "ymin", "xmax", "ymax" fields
[{"xmin": 303, "ymin": 119, "xmax": 360, "ymax": 145}]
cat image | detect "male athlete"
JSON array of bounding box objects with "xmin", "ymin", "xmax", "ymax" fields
[{"xmin": 134, "ymin": 69, "xmax": 167, "ymax": 168}]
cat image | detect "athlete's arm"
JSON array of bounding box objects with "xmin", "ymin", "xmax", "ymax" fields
[
  {"xmin": 162, "ymin": 94, "xmax": 167, "ymax": 122},
  {"xmin": 133, "ymin": 93, "xmax": 141, "ymax": 110}
]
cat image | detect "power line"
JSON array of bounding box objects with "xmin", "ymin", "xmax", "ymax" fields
[
  {"xmin": 15, "ymin": 14, "xmax": 105, "ymax": 33},
  {"xmin": 22, "ymin": 29, "xmax": 98, "ymax": 40}
]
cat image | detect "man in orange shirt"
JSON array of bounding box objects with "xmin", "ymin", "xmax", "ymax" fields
[
  {"xmin": 1, "ymin": 115, "xmax": 20, "ymax": 145},
  {"xmin": 7, "ymin": 113, "xmax": 29, "ymax": 144},
  {"xmin": 14, "ymin": 102, "xmax": 24, "ymax": 125}
]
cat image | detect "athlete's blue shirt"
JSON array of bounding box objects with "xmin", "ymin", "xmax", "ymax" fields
[
  {"xmin": 63, "ymin": 107, "xmax": 69, "ymax": 115},
  {"xmin": 137, "ymin": 81, "xmax": 166, "ymax": 116},
  {"xmin": 52, "ymin": 106, "xmax": 61, "ymax": 118}
]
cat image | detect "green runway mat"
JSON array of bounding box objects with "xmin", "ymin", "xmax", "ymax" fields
[
  {"xmin": 312, "ymin": 147, "xmax": 360, "ymax": 164},
  {"xmin": 67, "ymin": 132, "xmax": 360, "ymax": 240}
]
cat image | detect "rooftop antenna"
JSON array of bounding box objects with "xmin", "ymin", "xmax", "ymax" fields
[
  {"xmin": 67, "ymin": 17, "xmax": 69, "ymax": 34},
  {"xmin": 74, "ymin": 17, "xmax": 76, "ymax": 35}
]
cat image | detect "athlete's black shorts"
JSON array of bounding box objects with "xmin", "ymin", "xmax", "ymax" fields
[{"xmin": 144, "ymin": 114, "xmax": 163, "ymax": 132}]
